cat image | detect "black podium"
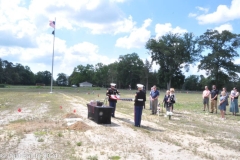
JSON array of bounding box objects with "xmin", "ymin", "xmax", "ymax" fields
[{"xmin": 87, "ymin": 104, "xmax": 113, "ymax": 124}]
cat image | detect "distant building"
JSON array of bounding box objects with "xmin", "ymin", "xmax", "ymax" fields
[{"xmin": 79, "ymin": 81, "xmax": 92, "ymax": 87}]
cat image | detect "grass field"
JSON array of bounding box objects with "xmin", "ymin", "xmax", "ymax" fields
[{"xmin": 0, "ymin": 86, "xmax": 240, "ymax": 160}]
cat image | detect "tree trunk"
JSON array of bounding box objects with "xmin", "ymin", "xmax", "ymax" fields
[
  {"xmin": 146, "ymin": 77, "xmax": 149, "ymax": 91},
  {"xmin": 167, "ymin": 79, "xmax": 171, "ymax": 90}
]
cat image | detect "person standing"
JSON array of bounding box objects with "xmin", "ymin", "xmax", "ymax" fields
[
  {"xmin": 134, "ymin": 84, "xmax": 146, "ymax": 127},
  {"xmin": 142, "ymin": 86, "xmax": 146, "ymax": 109},
  {"xmin": 230, "ymin": 87, "xmax": 239, "ymax": 116},
  {"xmin": 221, "ymin": 87, "xmax": 229, "ymax": 114},
  {"xmin": 202, "ymin": 86, "xmax": 210, "ymax": 111},
  {"xmin": 149, "ymin": 87, "xmax": 153, "ymax": 110},
  {"xmin": 106, "ymin": 83, "xmax": 120, "ymax": 117},
  {"xmin": 219, "ymin": 91, "xmax": 227, "ymax": 120},
  {"xmin": 150, "ymin": 85, "xmax": 159, "ymax": 115},
  {"xmin": 163, "ymin": 90, "xmax": 170, "ymax": 110},
  {"xmin": 210, "ymin": 85, "xmax": 219, "ymax": 113},
  {"xmin": 167, "ymin": 88, "xmax": 175, "ymax": 113}
]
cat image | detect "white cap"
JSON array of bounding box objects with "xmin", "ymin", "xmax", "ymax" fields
[
  {"xmin": 110, "ymin": 83, "xmax": 116, "ymax": 86},
  {"xmin": 137, "ymin": 84, "xmax": 144, "ymax": 88}
]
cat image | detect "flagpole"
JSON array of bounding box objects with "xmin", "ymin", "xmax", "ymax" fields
[{"xmin": 50, "ymin": 17, "xmax": 56, "ymax": 93}]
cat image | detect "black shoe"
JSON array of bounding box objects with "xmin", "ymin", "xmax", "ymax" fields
[{"xmin": 210, "ymin": 112, "xmax": 213, "ymax": 113}]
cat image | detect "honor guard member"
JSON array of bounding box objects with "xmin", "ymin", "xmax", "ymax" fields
[
  {"xmin": 134, "ymin": 84, "xmax": 146, "ymax": 127},
  {"xmin": 106, "ymin": 83, "xmax": 120, "ymax": 117}
]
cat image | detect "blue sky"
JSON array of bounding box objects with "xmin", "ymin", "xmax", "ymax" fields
[{"xmin": 0, "ymin": 0, "xmax": 240, "ymax": 79}]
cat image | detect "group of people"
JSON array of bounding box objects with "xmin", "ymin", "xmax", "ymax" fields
[
  {"xmin": 106, "ymin": 83, "xmax": 176, "ymax": 127},
  {"xmin": 202, "ymin": 85, "xmax": 239, "ymax": 120},
  {"xmin": 106, "ymin": 83, "xmax": 146, "ymax": 127},
  {"xmin": 149, "ymin": 86, "xmax": 176, "ymax": 116},
  {"xmin": 105, "ymin": 83, "xmax": 239, "ymax": 127}
]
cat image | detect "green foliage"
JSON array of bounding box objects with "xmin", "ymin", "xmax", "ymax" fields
[
  {"xmin": 109, "ymin": 156, "xmax": 121, "ymax": 160},
  {"xmin": 146, "ymin": 33, "xmax": 200, "ymax": 89},
  {"xmin": 198, "ymin": 29, "xmax": 240, "ymax": 87},
  {"xmin": 37, "ymin": 138, "xmax": 44, "ymax": 142},
  {"xmin": 0, "ymin": 84, "xmax": 5, "ymax": 88},
  {"xmin": 87, "ymin": 155, "xmax": 98, "ymax": 160},
  {"xmin": 56, "ymin": 73, "xmax": 68, "ymax": 86},
  {"xmin": 117, "ymin": 53, "xmax": 144, "ymax": 88},
  {"xmin": 76, "ymin": 142, "xmax": 82, "ymax": 146}
]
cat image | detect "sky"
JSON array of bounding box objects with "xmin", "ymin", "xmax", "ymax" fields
[{"xmin": 0, "ymin": 0, "xmax": 240, "ymax": 79}]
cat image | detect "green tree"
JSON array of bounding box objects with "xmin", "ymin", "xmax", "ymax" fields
[
  {"xmin": 35, "ymin": 71, "xmax": 52, "ymax": 85},
  {"xmin": 198, "ymin": 29, "xmax": 240, "ymax": 87},
  {"xmin": 56, "ymin": 73, "xmax": 68, "ymax": 86},
  {"xmin": 107, "ymin": 62, "xmax": 118, "ymax": 87},
  {"xmin": 117, "ymin": 53, "xmax": 144, "ymax": 88},
  {"xmin": 146, "ymin": 33, "xmax": 200, "ymax": 89},
  {"xmin": 94, "ymin": 63, "xmax": 109, "ymax": 87},
  {"xmin": 183, "ymin": 75, "xmax": 200, "ymax": 91},
  {"xmin": 68, "ymin": 64, "xmax": 94, "ymax": 85},
  {"xmin": 141, "ymin": 59, "xmax": 152, "ymax": 90}
]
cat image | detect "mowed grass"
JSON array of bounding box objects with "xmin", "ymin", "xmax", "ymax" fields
[{"xmin": 1, "ymin": 86, "xmax": 240, "ymax": 154}]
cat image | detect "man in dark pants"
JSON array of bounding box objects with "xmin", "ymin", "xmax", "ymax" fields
[
  {"xmin": 142, "ymin": 86, "xmax": 146, "ymax": 109},
  {"xmin": 210, "ymin": 85, "xmax": 219, "ymax": 113},
  {"xmin": 134, "ymin": 84, "xmax": 146, "ymax": 127},
  {"xmin": 106, "ymin": 83, "xmax": 120, "ymax": 117}
]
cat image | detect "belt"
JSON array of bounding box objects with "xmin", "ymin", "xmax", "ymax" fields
[{"xmin": 137, "ymin": 99, "xmax": 143, "ymax": 101}]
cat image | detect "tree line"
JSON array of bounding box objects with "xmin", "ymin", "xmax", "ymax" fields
[
  {"xmin": 1, "ymin": 29, "xmax": 240, "ymax": 90},
  {"xmin": 0, "ymin": 59, "xmax": 53, "ymax": 86}
]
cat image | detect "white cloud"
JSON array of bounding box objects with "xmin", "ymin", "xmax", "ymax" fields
[
  {"xmin": 110, "ymin": 0, "xmax": 126, "ymax": 3},
  {"xmin": 196, "ymin": 0, "xmax": 240, "ymax": 24},
  {"xmin": 0, "ymin": 39, "xmax": 116, "ymax": 78},
  {"xmin": 188, "ymin": 13, "xmax": 197, "ymax": 17},
  {"xmin": 27, "ymin": 0, "xmax": 134, "ymax": 34},
  {"xmin": 214, "ymin": 23, "xmax": 233, "ymax": 32},
  {"xmin": 183, "ymin": 62, "xmax": 207, "ymax": 78},
  {"xmin": 0, "ymin": 0, "xmax": 133, "ymax": 78},
  {"xmin": 115, "ymin": 19, "xmax": 151, "ymax": 49},
  {"xmin": 155, "ymin": 23, "xmax": 187, "ymax": 38},
  {"xmin": 196, "ymin": 6, "xmax": 209, "ymax": 13}
]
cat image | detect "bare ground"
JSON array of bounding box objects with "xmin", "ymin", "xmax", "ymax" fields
[{"xmin": 0, "ymin": 92, "xmax": 240, "ymax": 160}]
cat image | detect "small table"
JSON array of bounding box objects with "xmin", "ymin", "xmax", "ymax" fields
[{"xmin": 87, "ymin": 104, "xmax": 113, "ymax": 124}]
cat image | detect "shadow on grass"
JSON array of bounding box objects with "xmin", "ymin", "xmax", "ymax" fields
[
  {"xmin": 140, "ymin": 125, "xmax": 164, "ymax": 132},
  {"xmin": 114, "ymin": 117, "xmax": 164, "ymax": 132},
  {"xmin": 101, "ymin": 121, "xmax": 121, "ymax": 127},
  {"xmin": 114, "ymin": 117, "xmax": 133, "ymax": 125}
]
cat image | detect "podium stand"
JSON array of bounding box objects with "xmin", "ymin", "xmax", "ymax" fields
[{"xmin": 87, "ymin": 104, "xmax": 113, "ymax": 124}]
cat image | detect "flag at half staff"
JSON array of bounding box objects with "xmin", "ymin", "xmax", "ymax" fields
[{"xmin": 49, "ymin": 21, "xmax": 55, "ymax": 28}]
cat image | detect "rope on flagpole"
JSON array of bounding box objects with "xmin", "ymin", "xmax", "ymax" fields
[{"xmin": 50, "ymin": 17, "xmax": 56, "ymax": 93}]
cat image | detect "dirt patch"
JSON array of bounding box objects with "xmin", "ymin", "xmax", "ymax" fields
[
  {"xmin": 63, "ymin": 113, "xmax": 82, "ymax": 118},
  {"xmin": 5, "ymin": 120, "xmax": 63, "ymax": 133},
  {"xmin": 67, "ymin": 121, "xmax": 91, "ymax": 131}
]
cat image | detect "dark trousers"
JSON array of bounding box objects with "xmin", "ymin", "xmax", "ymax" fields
[
  {"xmin": 134, "ymin": 106, "xmax": 143, "ymax": 126},
  {"xmin": 109, "ymin": 101, "xmax": 116, "ymax": 117}
]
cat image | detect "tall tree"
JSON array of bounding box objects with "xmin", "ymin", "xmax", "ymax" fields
[
  {"xmin": 142, "ymin": 59, "xmax": 152, "ymax": 90},
  {"xmin": 198, "ymin": 29, "xmax": 240, "ymax": 87},
  {"xmin": 117, "ymin": 53, "xmax": 144, "ymax": 88},
  {"xmin": 146, "ymin": 33, "xmax": 200, "ymax": 89},
  {"xmin": 94, "ymin": 63, "xmax": 109, "ymax": 87},
  {"xmin": 56, "ymin": 73, "xmax": 68, "ymax": 86}
]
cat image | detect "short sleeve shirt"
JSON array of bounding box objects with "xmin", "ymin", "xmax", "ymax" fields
[
  {"xmin": 211, "ymin": 89, "xmax": 219, "ymax": 100},
  {"xmin": 150, "ymin": 90, "xmax": 160, "ymax": 99}
]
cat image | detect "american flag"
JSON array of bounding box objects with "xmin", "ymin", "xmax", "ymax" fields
[{"xmin": 49, "ymin": 21, "xmax": 55, "ymax": 28}]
